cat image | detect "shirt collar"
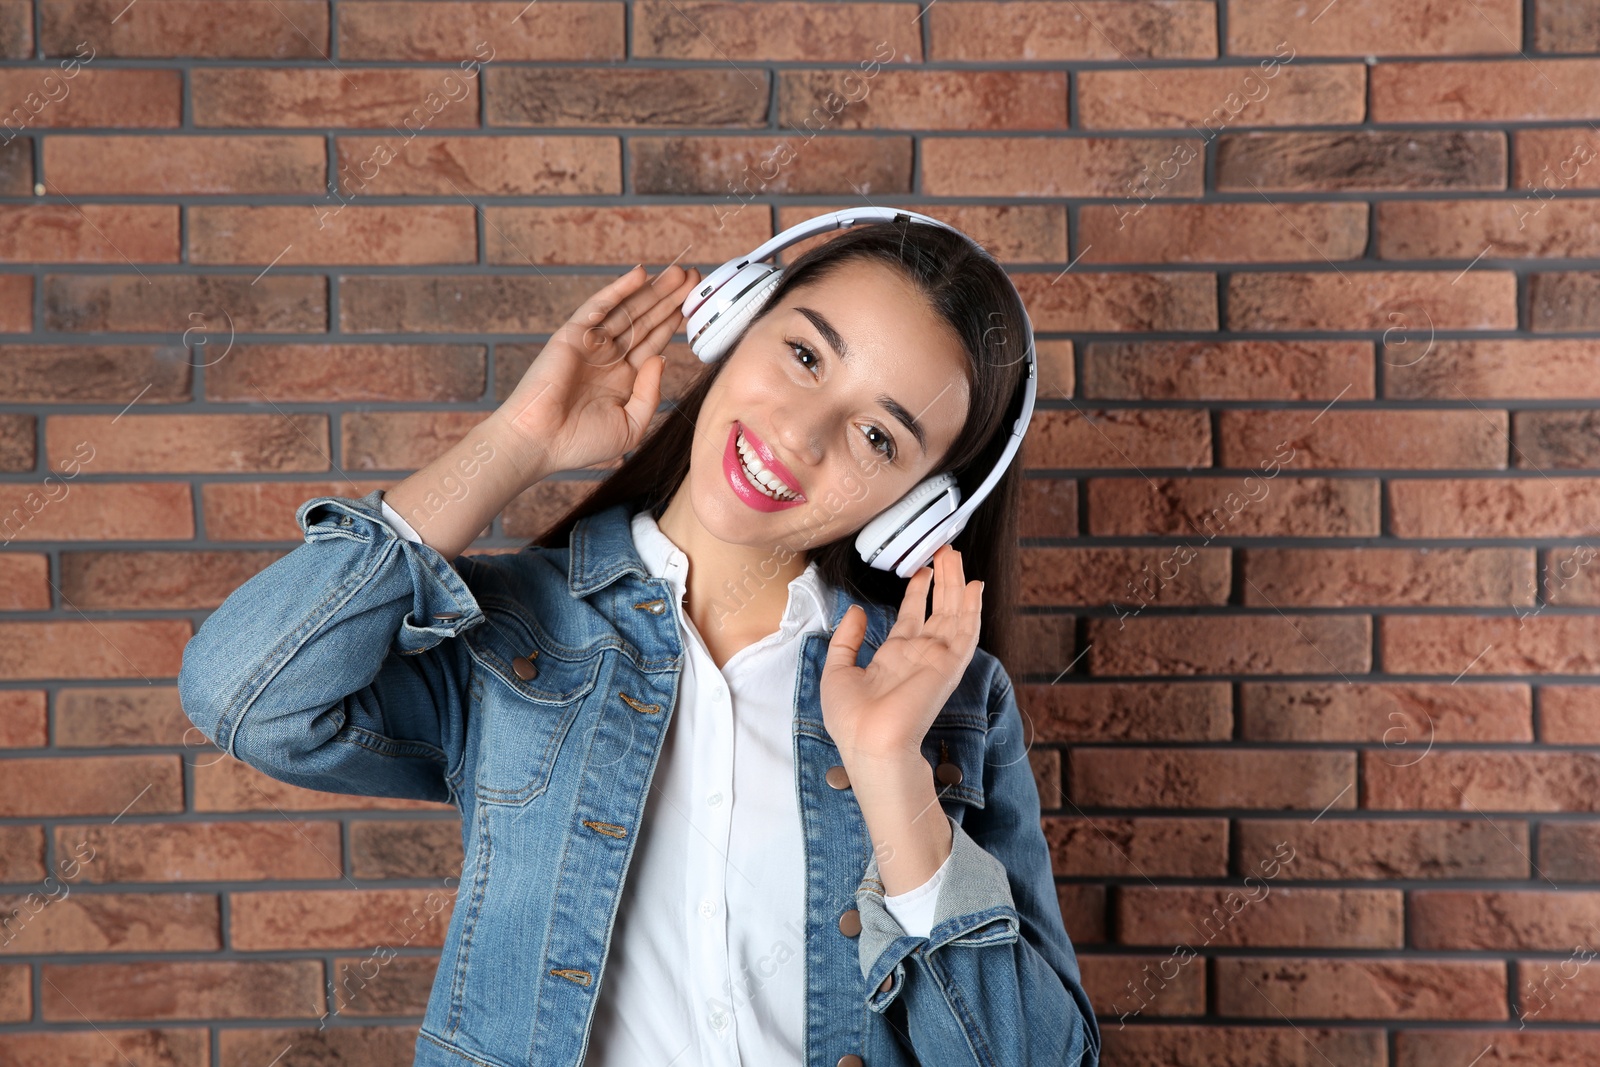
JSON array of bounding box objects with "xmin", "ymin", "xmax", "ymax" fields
[{"xmin": 628, "ymin": 508, "xmax": 832, "ymax": 636}]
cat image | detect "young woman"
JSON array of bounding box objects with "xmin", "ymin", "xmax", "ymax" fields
[{"xmin": 179, "ymin": 213, "xmax": 1100, "ymax": 1067}]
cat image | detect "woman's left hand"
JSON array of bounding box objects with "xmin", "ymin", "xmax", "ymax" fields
[{"xmin": 821, "ymin": 544, "xmax": 984, "ymax": 767}]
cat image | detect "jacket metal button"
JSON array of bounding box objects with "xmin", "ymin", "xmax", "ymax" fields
[
  {"xmin": 877, "ymin": 973, "xmax": 893, "ymax": 993},
  {"xmin": 836, "ymin": 1055, "xmax": 864, "ymax": 1067},
  {"xmin": 511, "ymin": 656, "xmax": 538, "ymax": 681},
  {"xmin": 935, "ymin": 761, "xmax": 963, "ymax": 786},
  {"xmin": 825, "ymin": 765, "xmax": 850, "ymax": 789},
  {"xmin": 838, "ymin": 908, "xmax": 861, "ymax": 937}
]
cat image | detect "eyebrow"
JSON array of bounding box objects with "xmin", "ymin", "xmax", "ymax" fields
[{"xmin": 796, "ymin": 306, "xmax": 928, "ymax": 455}]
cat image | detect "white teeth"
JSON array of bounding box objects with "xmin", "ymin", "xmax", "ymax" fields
[{"xmin": 736, "ymin": 431, "xmax": 798, "ymax": 501}]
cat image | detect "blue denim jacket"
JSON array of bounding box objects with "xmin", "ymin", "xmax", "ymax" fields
[{"xmin": 177, "ymin": 488, "xmax": 1101, "ymax": 1067}]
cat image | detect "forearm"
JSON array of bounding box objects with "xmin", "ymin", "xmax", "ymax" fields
[
  {"xmin": 847, "ymin": 753, "xmax": 954, "ymax": 897},
  {"xmin": 382, "ymin": 410, "xmax": 554, "ymax": 561}
]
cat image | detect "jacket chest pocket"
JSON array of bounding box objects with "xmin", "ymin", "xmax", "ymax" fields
[
  {"xmin": 920, "ymin": 722, "xmax": 988, "ymax": 816},
  {"xmin": 466, "ymin": 616, "xmax": 601, "ymax": 806}
]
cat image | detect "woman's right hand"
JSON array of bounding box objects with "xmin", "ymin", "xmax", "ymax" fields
[{"xmin": 496, "ymin": 262, "xmax": 702, "ymax": 481}]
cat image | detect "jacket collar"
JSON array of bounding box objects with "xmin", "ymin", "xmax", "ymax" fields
[{"xmin": 568, "ymin": 502, "xmax": 896, "ymax": 649}]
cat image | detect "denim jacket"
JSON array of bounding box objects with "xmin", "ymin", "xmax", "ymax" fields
[{"xmin": 177, "ymin": 489, "xmax": 1101, "ymax": 1067}]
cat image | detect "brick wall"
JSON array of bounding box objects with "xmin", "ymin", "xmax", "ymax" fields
[{"xmin": 2, "ymin": 0, "xmax": 1598, "ymax": 1063}]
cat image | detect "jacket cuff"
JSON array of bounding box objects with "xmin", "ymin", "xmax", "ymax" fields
[
  {"xmin": 853, "ymin": 812, "xmax": 1022, "ymax": 1012},
  {"xmin": 296, "ymin": 489, "xmax": 484, "ymax": 657}
]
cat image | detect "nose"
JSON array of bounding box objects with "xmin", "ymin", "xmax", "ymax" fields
[{"xmin": 770, "ymin": 404, "xmax": 824, "ymax": 468}]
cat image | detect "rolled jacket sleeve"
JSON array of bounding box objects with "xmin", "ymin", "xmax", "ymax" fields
[{"xmin": 850, "ymin": 660, "xmax": 1101, "ymax": 1067}]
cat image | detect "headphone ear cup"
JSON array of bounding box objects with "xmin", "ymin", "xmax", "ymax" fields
[
  {"xmin": 855, "ymin": 472, "xmax": 961, "ymax": 574},
  {"xmin": 690, "ymin": 265, "xmax": 783, "ymax": 363}
]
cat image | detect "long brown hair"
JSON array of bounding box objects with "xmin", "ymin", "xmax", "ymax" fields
[{"xmin": 531, "ymin": 217, "xmax": 1031, "ymax": 670}]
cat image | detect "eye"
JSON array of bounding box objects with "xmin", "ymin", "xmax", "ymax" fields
[{"xmin": 786, "ymin": 337, "xmax": 897, "ymax": 463}]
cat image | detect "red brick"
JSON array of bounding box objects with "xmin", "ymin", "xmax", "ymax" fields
[
  {"xmin": 1390, "ymin": 478, "xmax": 1600, "ymax": 538},
  {"xmin": 1081, "ymin": 954, "xmax": 1206, "ymax": 1022},
  {"xmin": 1019, "ymin": 477, "xmax": 1077, "ymax": 539},
  {"xmin": 0, "ymin": 756, "xmax": 182, "ymax": 817},
  {"xmin": 1087, "ymin": 615, "xmax": 1371, "ymax": 676},
  {"xmin": 40, "ymin": 960, "xmax": 323, "ymax": 1020},
  {"xmin": 222, "ymin": 1024, "xmax": 425, "ymax": 1062},
  {"xmin": 42, "ymin": 0, "xmax": 328, "ymax": 57},
  {"xmin": 0, "ymin": 344, "xmax": 191, "ymax": 401},
  {"xmin": 928, "ymin": 1, "xmax": 1217, "ymax": 60},
  {"xmin": 923, "ymin": 137, "xmax": 1206, "ymax": 198},
  {"xmin": 1083, "ymin": 341, "xmax": 1372, "ymax": 400},
  {"xmin": 194, "ymin": 756, "xmax": 452, "ymax": 813},
  {"xmin": 1088, "ymin": 476, "xmax": 1380, "ymax": 537},
  {"xmin": 633, "ymin": 1, "xmax": 921, "ymax": 62},
  {"xmin": 1118, "ymin": 887, "xmax": 1402, "ymax": 948},
  {"xmin": 0, "ymin": 962, "xmax": 26, "ymax": 1021},
  {"xmin": 1078, "ymin": 65, "xmax": 1364, "ymax": 130},
  {"xmin": 231, "ymin": 888, "xmax": 453, "ymax": 950},
  {"xmin": 1372, "ymin": 58, "xmax": 1600, "ymax": 121},
  {"xmin": 0, "ymin": 621, "xmax": 189, "ymax": 680},
  {"xmin": 0, "ymin": 272, "xmax": 30, "ymax": 330},
  {"xmin": 1514, "ymin": 955, "xmax": 1600, "ymax": 1020},
  {"xmin": 631, "ymin": 134, "xmax": 912, "ymax": 195},
  {"xmin": 206, "ymin": 344, "xmax": 485, "ymax": 403},
  {"xmin": 340, "ymin": 1, "xmax": 621, "ymax": 60},
  {"xmin": 1229, "ymin": 0, "xmax": 1520, "ymax": 55},
  {"xmin": 1010, "ymin": 616, "xmax": 1079, "ymax": 680},
  {"xmin": 0, "ymin": 0, "xmax": 28, "ymax": 59},
  {"xmin": 1514, "ymin": 411, "xmax": 1600, "ymax": 468},
  {"xmin": 43, "ymin": 135, "xmax": 324, "ymax": 194},
  {"xmin": 0, "ymin": 1029, "xmax": 207, "ymax": 1066},
  {"xmin": 0, "ymin": 892, "xmax": 219, "ymax": 954},
  {"xmin": 0, "ymin": 482, "xmax": 194, "ymax": 543},
  {"xmin": 0, "ymin": 552, "xmax": 47, "ymax": 609},
  {"xmin": 1217, "ymin": 130, "xmax": 1507, "ymax": 192},
  {"xmin": 190, "ymin": 205, "xmax": 476, "ymax": 266},
  {"xmin": 1236, "ymin": 818, "xmax": 1531, "ymax": 880},
  {"xmin": 339, "ymin": 273, "xmax": 596, "ymax": 333},
  {"xmin": 201, "ymin": 479, "xmax": 389, "ymax": 541},
  {"xmin": 1012, "ymin": 271, "xmax": 1217, "ymax": 333},
  {"xmin": 55, "ymin": 686, "xmax": 195, "ymax": 748},
  {"xmin": 501, "ymin": 478, "xmax": 602, "ymax": 540},
  {"xmin": 59, "ymin": 825, "xmax": 344, "ymax": 883},
  {"xmin": 1539, "ymin": 820, "xmax": 1600, "ymax": 880},
  {"xmin": 1380, "ymin": 199, "xmax": 1600, "ymax": 259},
  {"xmin": 341, "ymin": 411, "xmax": 483, "ymax": 472},
  {"xmin": 1227, "ymin": 270, "xmax": 1517, "ymax": 331},
  {"xmin": 60, "ymin": 550, "xmax": 284, "ymax": 610},
  {"xmin": 0, "ymin": 689, "xmax": 46, "ymax": 747},
  {"xmin": 1238, "ymin": 682, "xmax": 1532, "ymax": 742},
  {"xmin": 1514, "ymin": 128, "xmax": 1600, "ymax": 190},
  {"xmin": 1070, "ymin": 748, "xmax": 1356, "ymax": 809},
  {"xmin": 337, "ymin": 134, "xmax": 618, "ymax": 197},
  {"xmin": 1103, "ymin": 1026, "xmax": 1385, "ymax": 1067},
  {"xmin": 1059, "ymin": 884, "xmax": 1105, "ymax": 944},
  {"xmin": 484, "ymin": 204, "xmax": 767, "ymax": 267},
  {"xmin": 1240, "ymin": 547, "xmax": 1532, "ymax": 607},
  {"xmin": 1021, "ymin": 547, "xmax": 1229, "ymax": 607},
  {"xmin": 1219, "ymin": 410, "xmax": 1506, "ymax": 470},
  {"xmin": 1022, "ymin": 682, "xmax": 1233, "ymax": 742},
  {"xmin": 1397, "ymin": 1031, "xmax": 1600, "ymax": 1066},
  {"xmin": 1022, "ymin": 409, "xmax": 1211, "ymax": 469},
  {"xmin": 1530, "ymin": 270, "xmax": 1600, "ymax": 331},
  {"xmin": 1363, "ymin": 750, "xmax": 1600, "ymax": 812},
  {"xmin": 0, "ymin": 69, "xmax": 180, "ymax": 128},
  {"xmin": 46, "ymin": 273, "xmax": 324, "ymax": 334},
  {"xmin": 0, "ymin": 412, "xmax": 32, "ymax": 471},
  {"xmin": 1080, "ymin": 202, "xmax": 1366, "ymax": 264},
  {"xmin": 487, "ymin": 68, "xmax": 764, "ymax": 128},
  {"xmin": 1386, "ymin": 340, "xmax": 1600, "ymax": 399},
  {"xmin": 1043, "ymin": 817, "xmax": 1228, "ymax": 878},
  {"xmin": 779, "ymin": 68, "xmax": 1067, "ymax": 130},
  {"xmin": 350, "ymin": 820, "xmax": 465, "ymax": 880},
  {"xmin": 1382, "ymin": 615, "xmax": 1600, "ymax": 675},
  {"xmin": 0, "ymin": 205, "xmax": 178, "ymax": 262},
  {"xmin": 330, "ymin": 959, "xmax": 441, "ymax": 1015},
  {"xmin": 1412, "ymin": 891, "xmax": 1600, "ymax": 951},
  {"xmin": 192, "ymin": 68, "xmax": 481, "ymax": 127},
  {"xmin": 1215, "ymin": 958, "xmax": 1508, "ymax": 1019},
  {"xmin": 1541, "ymin": 686, "xmax": 1600, "ymax": 743},
  {"xmin": 46, "ymin": 414, "xmax": 329, "ymax": 473}
]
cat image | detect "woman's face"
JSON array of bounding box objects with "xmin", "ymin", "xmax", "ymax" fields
[{"xmin": 682, "ymin": 259, "xmax": 972, "ymax": 555}]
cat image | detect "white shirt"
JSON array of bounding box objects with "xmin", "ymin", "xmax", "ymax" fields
[{"xmin": 378, "ymin": 498, "xmax": 950, "ymax": 1064}]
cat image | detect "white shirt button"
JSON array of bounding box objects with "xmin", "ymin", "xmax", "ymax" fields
[
  {"xmin": 706, "ymin": 791, "xmax": 723, "ymax": 807},
  {"xmin": 699, "ymin": 898, "xmax": 717, "ymax": 917},
  {"xmin": 709, "ymin": 1008, "xmax": 729, "ymax": 1031}
]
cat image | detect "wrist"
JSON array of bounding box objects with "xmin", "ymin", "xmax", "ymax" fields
[{"xmin": 480, "ymin": 409, "xmax": 555, "ymax": 490}]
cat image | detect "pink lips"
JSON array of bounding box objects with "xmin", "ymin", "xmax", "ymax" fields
[{"xmin": 723, "ymin": 421, "xmax": 806, "ymax": 512}]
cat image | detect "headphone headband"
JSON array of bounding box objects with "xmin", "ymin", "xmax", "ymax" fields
[{"xmin": 680, "ymin": 207, "xmax": 1037, "ymax": 578}]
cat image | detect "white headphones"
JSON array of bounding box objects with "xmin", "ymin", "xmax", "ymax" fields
[{"xmin": 680, "ymin": 207, "xmax": 1038, "ymax": 579}]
